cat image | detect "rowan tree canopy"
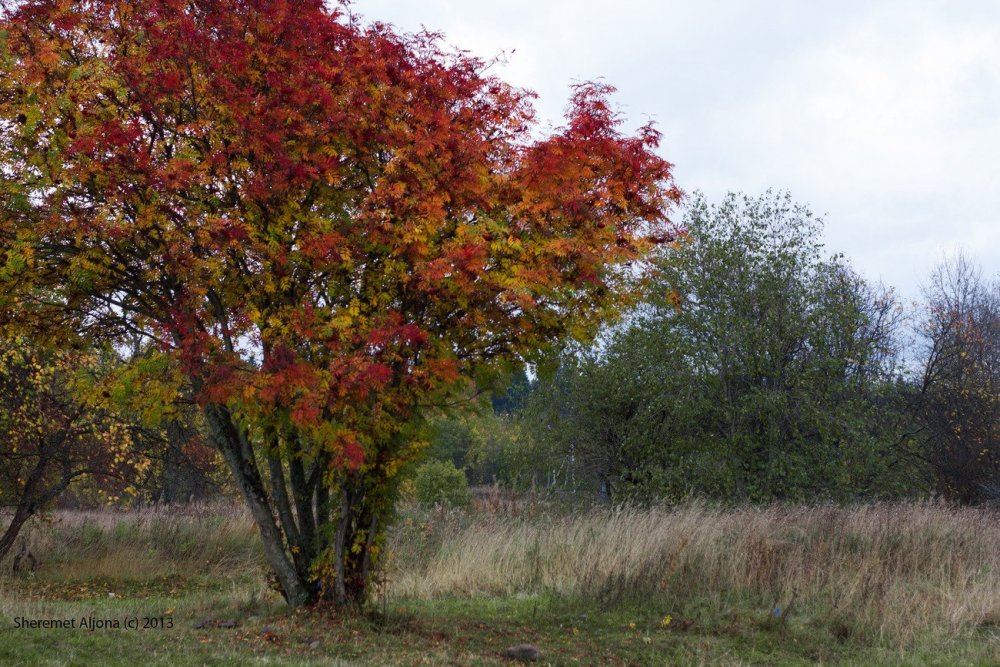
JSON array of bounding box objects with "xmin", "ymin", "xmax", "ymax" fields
[{"xmin": 0, "ymin": 0, "xmax": 681, "ymax": 607}]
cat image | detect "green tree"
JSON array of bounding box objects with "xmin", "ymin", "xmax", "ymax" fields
[{"xmin": 533, "ymin": 192, "xmax": 915, "ymax": 502}]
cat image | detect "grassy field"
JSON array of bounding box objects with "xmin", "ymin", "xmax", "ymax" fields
[{"xmin": 2, "ymin": 499, "xmax": 1000, "ymax": 665}]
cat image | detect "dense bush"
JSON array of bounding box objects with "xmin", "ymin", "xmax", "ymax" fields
[{"xmin": 412, "ymin": 460, "xmax": 473, "ymax": 508}]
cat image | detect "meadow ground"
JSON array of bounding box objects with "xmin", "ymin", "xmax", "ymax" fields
[{"xmin": 1, "ymin": 498, "xmax": 1000, "ymax": 665}]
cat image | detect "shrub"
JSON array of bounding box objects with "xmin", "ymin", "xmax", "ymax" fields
[{"xmin": 412, "ymin": 460, "xmax": 473, "ymax": 508}]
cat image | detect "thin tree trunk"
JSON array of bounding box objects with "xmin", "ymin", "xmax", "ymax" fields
[
  {"xmin": 288, "ymin": 440, "xmax": 316, "ymax": 556},
  {"xmin": 359, "ymin": 511, "xmax": 378, "ymax": 591},
  {"xmin": 333, "ymin": 487, "xmax": 350, "ymax": 606},
  {"xmin": 328, "ymin": 476, "xmax": 386, "ymax": 608},
  {"xmin": 267, "ymin": 449, "xmax": 300, "ymax": 547},
  {"xmin": 0, "ymin": 504, "xmax": 33, "ymax": 564},
  {"xmin": 314, "ymin": 477, "xmax": 330, "ymax": 532},
  {"xmin": 0, "ymin": 446, "xmax": 54, "ymax": 563}
]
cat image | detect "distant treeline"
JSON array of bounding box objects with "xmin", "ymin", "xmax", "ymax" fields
[{"xmin": 421, "ymin": 192, "xmax": 1000, "ymax": 505}]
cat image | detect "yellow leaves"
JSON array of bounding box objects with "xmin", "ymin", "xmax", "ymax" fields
[
  {"xmin": 385, "ymin": 440, "xmax": 428, "ymax": 479},
  {"xmin": 0, "ymin": 337, "xmax": 156, "ymax": 507},
  {"xmin": 87, "ymin": 351, "xmax": 184, "ymax": 429},
  {"xmin": 330, "ymin": 299, "xmax": 363, "ymax": 330},
  {"xmin": 0, "ymin": 241, "xmax": 35, "ymax": 280}
]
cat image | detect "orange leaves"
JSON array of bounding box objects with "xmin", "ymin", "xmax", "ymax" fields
[{"xmin": 424, "ymin": 357, "xmax": 460, "ymax": 385}]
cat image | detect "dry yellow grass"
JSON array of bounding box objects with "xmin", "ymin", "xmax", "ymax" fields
[
  {"xmin": 5, "ymin": 500, "xmax": 261, "ymax": 581},
  {"xmin": 388, "ymin": 500, "xmax": 1000, "ymax": 645},
  {"xmin": 9, "ymin": 498, "xmax": 1000, "ymax": 649}
]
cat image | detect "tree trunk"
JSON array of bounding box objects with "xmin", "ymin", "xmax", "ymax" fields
[
  {"xmin": 328, "ymin": 477, "xmax": 386, "ymax": 608},
  {"xmin": 0, "ymin": 504, "xmax": 33, "ymax": 564},
  {"xmin": 202, "ymin": 398, "xmax": 393, "ymax": 610},
  {"xmin": 0, "ymin": 447, "xmax": 62, "ymax": 564},
  {"xmin": 202, "ymin": 403, "xmax": 312, "ymax": 607}
]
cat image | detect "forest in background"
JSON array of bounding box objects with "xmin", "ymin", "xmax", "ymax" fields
[{"xmin": 414, "ymin": 190, "xmax": 1000, "ymax": 509}]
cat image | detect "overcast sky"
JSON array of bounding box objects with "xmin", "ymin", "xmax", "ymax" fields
[{"xmin": 353, "ymin": 0, "xmax": 1000, "ymax": 303}]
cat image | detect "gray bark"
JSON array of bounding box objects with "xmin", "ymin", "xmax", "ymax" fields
[{"xmin": 203, "ymin": 404, "xmax": 311, "ymax": 607}]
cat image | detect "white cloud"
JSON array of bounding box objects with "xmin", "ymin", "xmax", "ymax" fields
[{"xmin": 353, "ymin": 0, "xmax": 1000, "ymax": 301}]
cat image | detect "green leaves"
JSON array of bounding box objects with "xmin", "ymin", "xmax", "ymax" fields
[{"xmin": 532, "ymin": 192, "xmax": 913, "ymax": 503}]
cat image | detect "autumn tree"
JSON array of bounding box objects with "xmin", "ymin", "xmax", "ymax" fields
[
  {"xmin": 82, "ymin": 341, "xmax": 225, "ymax": 504},
  {"xmin": 913, "ymin": 254, "xmax": 1000, "ymax": 503},
  {"xmin": 0, "ymin": 338, "xmax": 143, "ymax": 563},
  {"xmin": 0, "ymin": 1, "xmax": 680, "ymax": 607}
]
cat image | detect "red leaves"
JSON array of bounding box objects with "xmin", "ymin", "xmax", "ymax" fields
[
  {"xmin": 342, "ymin": 440, "xmax": 365, "ymax": 470},
  {"xmin": 209, "ymin": 219, "xmax": 249, "ymax": 245},
  {"xmin": 259, "ymin": 359, "xmax": 318, "ymax": 407},
  {"xmin": 361, "ymin": 363, "xmax": 392, "ymax": 388},
  {"xmin": 332, "ymin": 437, "xmax": 366, "ymax": 472},
  {"xmin": 290, "ymin": 395, "xmax": 321, "ymax": 428},
  {"xmin": 67, "ymin": 136, "xmax": 97, "ymax": 156},
  {"xmin": 300, "ymin": 231, "xmax": 347, "ymax": 263},
  {"xmin": 1, "ymin": 0, "xmax": 681, "ymax": 487},
  {"xmin": 565, "ymin": 81, "xmax": 621, "ymax": 140},
  {"xmin": 159, "ymin": 70, "xmax": 184, "ymax": 93},
  {"xmin": 367, "ymin": 317, "xmax": 428, "ymax": 350},
  {"xmin": 263, "ymin": 346, "xmax": 295, "ymax": 373},
  {"xmin": 51, "ymin": 9, "xmax": 82, "ymax": 32},
  {"xmin": 202, "ymin": 364, "xmax": 238, "ymax": 403},
  {"xmin": 399, "ymin": 324, "xmax": 427, "ymax": 347},
  {"xmin": 456, "ymin": 242, "xmax": 486, "ymax": 271}
]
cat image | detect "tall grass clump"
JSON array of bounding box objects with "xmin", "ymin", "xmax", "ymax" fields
[
  {"xmin": 3, "ymin": 500, "xmax": 261, "ymax": 581},
  {"xmin": 386, "ymin": 500, "xmax": 1000, "ymax": 646}
]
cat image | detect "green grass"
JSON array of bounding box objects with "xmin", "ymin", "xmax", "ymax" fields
[
  {"xmin": 3, "ymin": 589, "xmax": 999, "ymax": 666},
  {"xmin": 2, "ymin": 500, "xmax": 1000, "ymax": 665}
]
